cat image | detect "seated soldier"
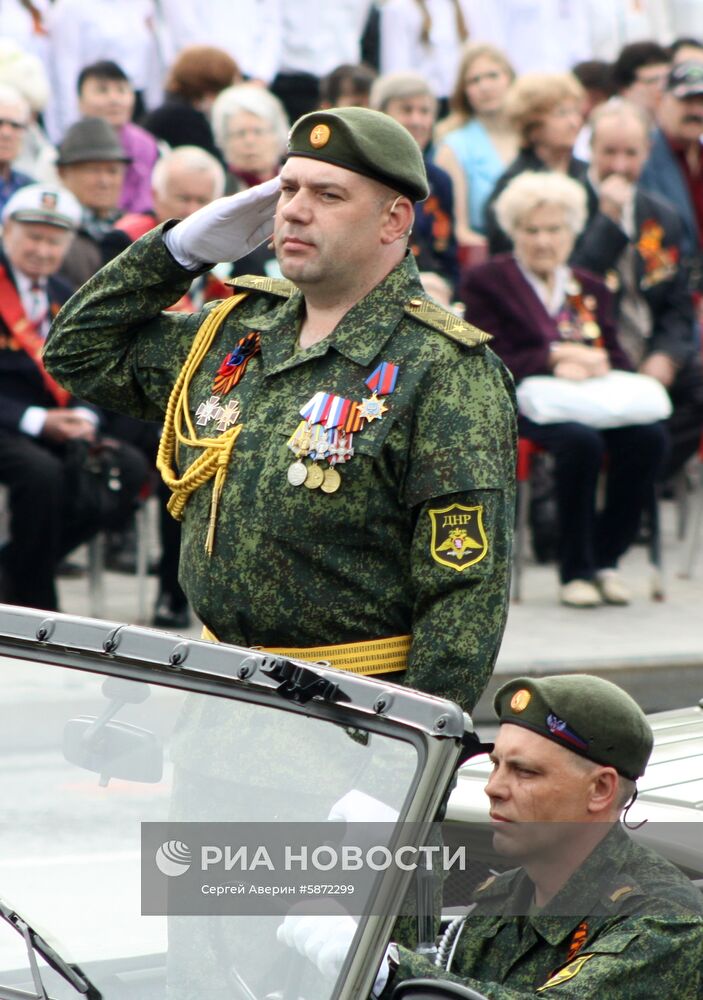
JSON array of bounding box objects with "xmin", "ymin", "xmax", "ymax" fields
[
  {"xmin": 0, "ymin": 183, "xmax": 147, "ymax": 611},
  {"xmin": 281, "ymin": 674, "xmax": 703, "ymax": 998}
]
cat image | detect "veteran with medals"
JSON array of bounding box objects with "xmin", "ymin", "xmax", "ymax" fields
[
  {"xmin": 461, "ymin": 171, "xmax": 668, "ymax": 609},
  {"xmin": 45, "ymin": 106, "xmax": 517, "ymax": 713}
]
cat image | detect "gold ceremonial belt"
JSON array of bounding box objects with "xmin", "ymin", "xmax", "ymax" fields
[{"xmin": 201, "ymin": 627, "xmax": 410, "ymax": 676}]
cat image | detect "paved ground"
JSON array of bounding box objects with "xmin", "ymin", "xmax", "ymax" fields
[{"xmin": 54, "ymin": 496, "xmax": 703, "ymax": 723}]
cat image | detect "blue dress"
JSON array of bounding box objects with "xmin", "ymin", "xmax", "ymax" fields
[{"xmin": 439, "ymin": 119, "xmax": 505, "ymax": 234}]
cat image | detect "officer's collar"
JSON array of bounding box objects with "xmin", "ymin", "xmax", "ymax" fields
[
  {"xmin": 326, "ymin": 253, "xmax": 423, "ymax": 365},
  {"xmin": 245, "ymin": 253, "xmax": 423, "ymax": 371}
]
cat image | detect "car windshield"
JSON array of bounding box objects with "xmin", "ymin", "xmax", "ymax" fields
[{"xmin": 0, "ymin": 653, "xmax": 423, "ymax": 1000}]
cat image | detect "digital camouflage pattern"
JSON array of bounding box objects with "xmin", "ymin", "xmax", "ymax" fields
[
  {"xmin": 45, "ymin": 223, "xmax": 516, "ymax": 712},
  {"xmin": 390, "ymin": 824, "xmax": 703, "ymax": 998}
]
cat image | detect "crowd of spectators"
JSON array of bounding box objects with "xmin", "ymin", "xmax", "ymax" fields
[{"xmin": 0, "ymin": 0, "xmax": 703, "ymax": 616}]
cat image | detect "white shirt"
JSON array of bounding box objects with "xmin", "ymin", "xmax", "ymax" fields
[
  {"xmin": 380, "ymin": 0, "xmax": 470, "ymax": 100},
  {"xmin": 279, "ymin": 0, "xmax": 374, "ymax": 77},
  {"xmin": 158, "ymin": 0, "xmax": 283, "ymax": 84},
  {"xmin": 467, "ymin": 0, "xmax": 592, "ymax": 75},
  {"xmin": 44, "ymin": 0, "xmax": 164, "ymax": 142},
  {"xmin": 0, "ymin": 0, "xmax": 51, "ymax": 67},
  {"xmin": 585, "ymin": 0, "xmax": 673, "ymax": 61}
]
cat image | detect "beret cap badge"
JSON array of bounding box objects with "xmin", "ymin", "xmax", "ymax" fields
[
  {"xmin": 309, "ymin": 124, "xmax": 331, "ymax": 148},
  {"xmin": 510, "ymin": 689, "xmax": 531, "ymax": 713}
]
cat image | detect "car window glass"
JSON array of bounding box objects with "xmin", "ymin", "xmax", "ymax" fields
[{"xmin": 0, "ymin": 655, "xmax": 420, "ymax": 1000}]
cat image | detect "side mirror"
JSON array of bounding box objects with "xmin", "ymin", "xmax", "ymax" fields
[
  {"xmin": 392, "ymin": 980, "xmax": 490, "ymax": 1000},
  {"xmin": 63, "ymin": 716, "xmax": 163, "ymax": 786}
]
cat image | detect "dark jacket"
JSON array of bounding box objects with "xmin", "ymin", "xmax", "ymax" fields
[
  {"xmin": 0, "ymin": 253, "xmax": 77, "ymax": 432},
  {"xmin": 141, "ymin": 95, "xmax": 221, "ymax": 161},
  {"xmin": 410, "ymin": 158, "xmax": 459, "ymax": 292},
  {"xmin": 572, "ymin": 183, "xmax": 697, "ymax": 369},
  {"xmin": 640, "ymin": 127, "xmax": 699, "ymax": 262},
  {"xmin": 460, "ymin": 254, "xmax": 631, "ymax": 382},
  {"xmin": 485, "ymin": 148, "xmax": 589, "ymax": 255}
]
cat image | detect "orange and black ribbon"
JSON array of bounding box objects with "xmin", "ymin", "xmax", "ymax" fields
[
  {"xmin": 565, "ymin": 921, "xmax": 589, "ymax": 962},
  {"xmin": 212, "ymin": 331, "xmax": 260, "ymax": 395}
]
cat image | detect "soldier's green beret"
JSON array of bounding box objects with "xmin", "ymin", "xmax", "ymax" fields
[
  {"xmin": 287, "ymin": 107, "xmax": 429, "ymax": 203},
  {"xmin": 494, "ymin": 674, "xmax": 653, "ymax": 780}
]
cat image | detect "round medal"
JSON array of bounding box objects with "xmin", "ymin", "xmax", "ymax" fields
[
  {"xmin": 304, "ymin": 463, "xmax": 325, "ymax": 489},
  {"xmin": 320, "ymin": 466, "xmax": 342, "ymax": 494},
  {"xmin": 287, "ymin": 460, "xmax": 308, "ymax": 486},
  {"xmin": 582, "ymin": 320, "xmax": 601, "ymax": 340}
]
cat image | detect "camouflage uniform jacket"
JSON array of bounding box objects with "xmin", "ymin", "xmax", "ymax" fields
[
  {"xmin": 392, "ymin": 824, "xmax": 703, "ymax": 998},
  {"xmin": 44, "ymin": 225, "xmax": 517, "ymax": 711}
]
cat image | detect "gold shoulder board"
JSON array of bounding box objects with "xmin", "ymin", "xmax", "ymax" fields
[
  {"xmin": 404, "ymin": 296, "xmax": 492, "ymax": 348},
  {"xmin": 226, "ymin": 274, "xmax": 296, "ymax": 298}
]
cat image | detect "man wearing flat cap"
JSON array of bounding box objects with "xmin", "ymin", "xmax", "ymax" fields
[
  {"xmin": 0, "ymin": 183, "xmax": 147, "ymax": 610},
  {"xmin": 641, "ymin": 61, "xmax": 703, "ymax": 281},
  {"xmin": 45, "ymin": 106, "xmax": 516, "ymax": 711},
  {"xmin": 54, "ymin": 115, "xmax": 131, "ymax": 288},
  {"xmin": 380, "ymin": 673, "xmax": 703, "ymax": 998}
]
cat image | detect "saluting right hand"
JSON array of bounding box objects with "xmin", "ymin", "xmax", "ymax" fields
[{"xmin": 164, "ymin": 176, "xmax": 281, "ymax": 269}]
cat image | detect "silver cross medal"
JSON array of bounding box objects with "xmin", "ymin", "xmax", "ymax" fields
[
  {"xmin": 196, "ymin": 395, "xmax": 222, "ymax": 426},
  {"xmin": 215, "ymin": 399, "xmax": 241, "ymax": 432}
]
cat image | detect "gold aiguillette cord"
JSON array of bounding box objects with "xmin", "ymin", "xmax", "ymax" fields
[{"xmin": 157, "ymin": 292, "xmax": 249, "ymax": 556}]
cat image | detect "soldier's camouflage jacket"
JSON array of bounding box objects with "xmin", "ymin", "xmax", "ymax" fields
[
  {"xmin": 390, "ymin": 824, "xmax": 703, "ymax": 998},
  {"xmin": 44, "ymin": 225, "xmax": 517, "ymax": 711}
]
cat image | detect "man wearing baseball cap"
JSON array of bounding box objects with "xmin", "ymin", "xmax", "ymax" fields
[
  {"xmin": 0, "ymin": 182, "xmax": 147, "ymax": 611},
  {"xmin": 641, "ymin": 60, "xmax": 703, "ymax": 273},
  {"xmin": 379, "ymin": 673, "xmax": 703, "ymax": 997},
  {"xmin": 45, "ymin": 106, "xmax": 516, "ymax": 713}
]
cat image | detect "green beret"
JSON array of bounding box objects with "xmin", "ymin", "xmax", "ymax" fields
[
  {"xmin": 494, "ymin": 675, "xmax": 653, "ymax": 780},
  {"xmin": 287, "ymin": 107, "xmax": 429, "ymax": 203}
]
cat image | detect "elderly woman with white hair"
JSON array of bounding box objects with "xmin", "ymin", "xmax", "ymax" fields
[
  {"xmin": 212, "ymin": 82, "xmax": 288, "ymax": 194},
  {"xmin": 461, "ymin": 171, "xmax": 668, "ymax": 607},
  {"xmin": 210, "ymin": 82, "xmax": 289, "ymax": 279}
]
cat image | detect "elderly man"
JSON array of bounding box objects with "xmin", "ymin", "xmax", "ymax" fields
[
  {"xmin": 0, "ymin": 183, "xmax": 147, "ymax": 610},
  {"xmin": 45, "ymin": 107, "xmax": 516, "ymax": 712},
  {"xmin": 285, "ymin": 674, "xmax": 703, "ymax": 998},
  {"xmin": 0, "ymin": 83, "xmax": 33, "ymax": 213},
  {"xmin": 370, "ymin": 71, "xmax": 458, "ymax": 293},
  {"xmin": 573, "ymin": 99, "xmax": 703, "ymax": 480},
  {"xmin": 640, "ymin": 61, "xmax": 703, "ymax": 272},
  {"xmin": 55, "ymin": 115, "xmax": 130, "ymax": 288}
]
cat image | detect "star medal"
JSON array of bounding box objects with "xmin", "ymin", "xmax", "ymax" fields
[
  {"xmin": 357, "ymin": 392, "xmax": 388, "ymax": 422},
  {"xmin": 212, "ymin": 331, "xmax": 261, "ymax": 396},
  {"xmin": 358, "ymin": 361, "xmax": 398, "ymax": 423},
  {"xmin": 196, "ymin": 395, "xmax": 222, "ymax": 426},
  {"xmin": 286, "ymin": 420, "xmax": 311, "ymax": 487}
]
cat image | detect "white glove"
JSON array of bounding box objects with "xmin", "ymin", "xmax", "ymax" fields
[
  {"xmin": 277, "ymin": 914, "xmax": 393, "ymax": 995},
  {"xmin": 327, "ymin": 790, "xmax": 399, "ymax": 824},
  {"xmin": 277, "ymin": 913, "xmax": 356, "ymax": 979},
  {"xmin": 163, "ymin": 176, "xmax": 280, "ymax": 268}
]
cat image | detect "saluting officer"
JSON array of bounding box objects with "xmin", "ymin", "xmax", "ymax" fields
[{"xmin": 45, "ymin": 106, "xmax": 517, "ymax": 712}]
